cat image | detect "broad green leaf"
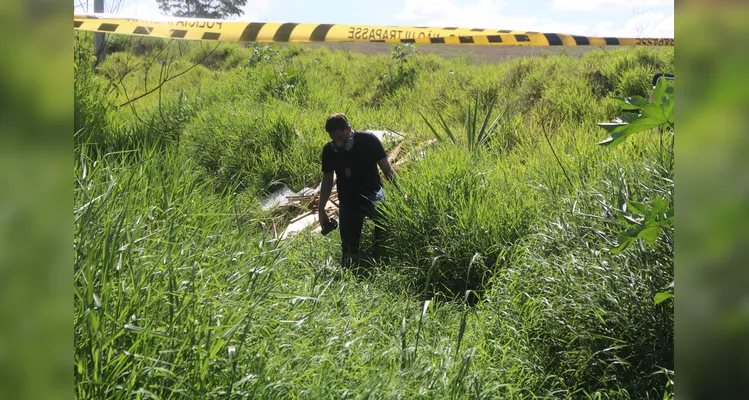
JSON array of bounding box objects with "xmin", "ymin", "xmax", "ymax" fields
[
  {"xmin": 627, "ymin": 201, "xmax": 650, "ymax": 216},
  {"xmin": 622, "ymin": 214, "xmax": 642, "ymax": 226},
  {"xmin": 651, "ymin": 197, "xmax": 668, "ymax": 216},
  {"xmin": 620, "ymin": 115, "xmax": 664, "ymax": 133},
  {"xmin": 638, "ymin": 102, "xmax": 667, "ymax": 120},
  {"xmin": 614, "ymin": 96, "xmax": 649, "ymax": 111},
  {"xmin": 619, "ymin": 112, "xmax": 639, "ymax": 124},
  {"xmin": 622, "ymin": 226, "xmax": 641, "ymax": 239},
  {"xmin": 611, "ymin": 235, "xmax": 634, "ymax": 255},
  {"xmin": 612, "ymin": 229, "xmax": 640, "ymax": 254},
  {"xmin": 652, "ymin": 78, "xmax": 668, "ymax": 107},
  {"xmin": 658, "ymin": 80, "xmax": 675, "ymax": 106},
  {"xmin": 596, "ymin": 136, "xmax": 622, "ymax": 147},
  {"xmin": 662, "ymin": 94, "xmax": 674, "ymax": 125},
  {"xmin": 660, "ymin": 217, "xmax": 674, "ymax": 228},
  {"xmin": 654, "ymin": 291, "xmax": 674, "ymax": 304},
  {"xmin": 597, "ymin": 116, "xmax": 665, "ymax": 147},
  {"xmin": 597, "ymin": 122, "xmax": 628, "ymax": 134},
  {"xmin": 667, "ymin": 207, "xmax": 674, "ymax": 218},
  {"xmin": 637, "ymin": 225, "xmax": 661, "ymax": 244},
  {"xmin": 616, "ymin": 212, "xmax": 631, "ymax": 226}
]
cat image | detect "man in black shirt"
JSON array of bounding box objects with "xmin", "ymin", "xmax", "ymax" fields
[{"xmin": 318, "ymin": 113, "xmax": 398, "ymax": 268}]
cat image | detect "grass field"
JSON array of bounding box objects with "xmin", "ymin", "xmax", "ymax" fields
[
  {"xmin": 74, "ymin": 33, "xmax": 673, "ymax": 399},
  {"xmin": 276, "ymin": 42, "xmax": 603, "ymax": 62}
]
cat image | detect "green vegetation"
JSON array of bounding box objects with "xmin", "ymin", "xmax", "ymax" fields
[{"xmin": 75, "ymin": 33, "xmax": 673, "ymax": 398}]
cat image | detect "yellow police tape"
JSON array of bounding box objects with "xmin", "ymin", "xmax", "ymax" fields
[{"xmin": 74, "ymin": 13, "xmax": 674, "ymax": 47}]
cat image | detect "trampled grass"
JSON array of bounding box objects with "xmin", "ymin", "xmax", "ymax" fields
[{"xmin": 75, "ymin": 33, "xmax": 673, "ymax": 398}]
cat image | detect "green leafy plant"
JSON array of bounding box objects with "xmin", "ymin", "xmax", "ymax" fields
[
  {"xmin": 390, "ymin": 43, "xmax": 419, "ymax": 63},
  {"xmin": 597, "ymin": 77, "xmax": 674, "ymax": 147},
  {"xmin": 612, "ymin": 197, "xmax": 673, "ymax": 255},
  {"xmin": 598, "ymin": 78, "xmax": 674, "ymax": 254},
  {"xmin": 370, "ymin": 44, "xmax": 419, "ymax": 106},
  {"xmin": 419, "ymin": 94, "xmax": 504, "ymax": 152},
  {"xmin": 597, "ymin": 77, "xmax": 674, "ymax": 304},
  {"xmin": 247, "ymin": 43, "xmax": 280, "ymax": 67},
  {"xmin": 259, "ymin": 62, "xmax": 309, "ymax": 104}
]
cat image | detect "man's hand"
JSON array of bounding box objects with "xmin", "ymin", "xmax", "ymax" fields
[
  {"xmin": 318, "ymin": 172, "xmax": 334, "ymax": 226},
  {"xmin": 319, "ymin": 211, "xmax": 330, "ymax": 227}
]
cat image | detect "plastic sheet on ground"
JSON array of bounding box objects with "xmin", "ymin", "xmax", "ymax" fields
[{"xmin": 259, "ymin": 186, "xmax": 297, "ymax": 212}]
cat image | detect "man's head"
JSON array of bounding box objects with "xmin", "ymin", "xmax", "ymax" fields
[{"xmin": 325, "ymin": 113, "xmax": 354, "ymax": 151}]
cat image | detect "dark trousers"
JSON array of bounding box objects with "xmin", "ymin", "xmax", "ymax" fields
[{"xmin": 339, "ymin": 192, "xmax": 385, "ymax": 268}]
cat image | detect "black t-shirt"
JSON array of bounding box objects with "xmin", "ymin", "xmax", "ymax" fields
[{"xmin": 321, "ymin": 131, "xmax": 387, "ymax": 204}]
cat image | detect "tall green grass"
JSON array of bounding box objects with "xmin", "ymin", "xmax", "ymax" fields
[{"xmin": 75, "ymin": 32, "xmax": 673, "ymax": 398}]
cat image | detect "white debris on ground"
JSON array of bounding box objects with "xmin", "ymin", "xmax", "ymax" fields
[
  {"xmin": 259, "ymin": 185, "xmax": 298, "ymax": 212},
  {"xmin": 259, "ymin": 185, "xmax": 320, "ymax": 212},
  {"xmin": 369, "ymin": 129, "xmax": 402, "ymax": 147}
]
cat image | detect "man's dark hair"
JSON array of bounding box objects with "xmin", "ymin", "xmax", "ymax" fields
[{"xmin": 325, "ymin": 113, "xmax": 350, "ymax": 133}]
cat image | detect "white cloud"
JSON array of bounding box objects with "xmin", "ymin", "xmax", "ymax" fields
[
  {"xmin": 592, "ymin": 21, "xmax": 614, "ymax": 35},
  {"xmin": 394, "ymin": 0, "xmax": 587, "ymax": 33},
  {"xmin": 552, "ymin": 0, "xmax": 672, "ymax": 12},
  {"xmin": 238, "ymin": 0, "xmax": 269, "ymax": 21},
  {"xmin": 116, "ymin": 0, "xmax": 165, "ymax": 19},
  {"xmin": 74, "ymin": 0, "xmax": 168, "ymax": 18},
  {"xmin": 393, "ymin": 0, "xmax": 673, "ymax": 37},
  {"xmin": 591, "ymin": 11, "xmax": 673, "ymax": 37},
  {"xmin": 395, "ymin": 0, "xmax": 508, "ymax": 27},
  {"xmin": 654, "ymin": 14, "xmax": 674, "ymax": 37}
]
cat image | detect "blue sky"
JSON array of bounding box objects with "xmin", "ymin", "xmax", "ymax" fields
[{"xmin": 74, "ymin": 0, "xmax": 674, "ymax": 38}]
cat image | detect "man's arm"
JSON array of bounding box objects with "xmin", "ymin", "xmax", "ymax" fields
[
  {"xmin": 377, "ymin": 157, "xmax": 400, "ymax": 191},
  {"xmin": 378, "ymin": 157, "xmax": 406, "ymax": 199},
  {"xmin": 377, "ymin": 157, "xmax": 397, "ymax": 183},
  {"xmin": 318, "ymin": 172, "xmax": 334, "ymax": 225}
]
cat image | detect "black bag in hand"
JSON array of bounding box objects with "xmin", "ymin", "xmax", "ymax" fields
[{"xmin": 321, "ymin": 217, "xmax": 338, "ymax": 236}]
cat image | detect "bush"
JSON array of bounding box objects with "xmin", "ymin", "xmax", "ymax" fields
[
  {"xmin": 281, "ymin": 43, "xmax": 306, "ymax": 59},
  {"xmin": 586, "ymin": 69, "xmax": 616, "ymax": 98},
  {"xmin": 609, "ymin": 48, "xmax": 673, "ymax": 97},
  {"xmin": 105, "ymin": 34, "xmax": 132, "ymax": 54},
  {"xmin": 369, "ymin": 44, "xmax": 420, "ymax": 107},
  {"xmin": 247, "ymin": 43, "xmax": 280, "ymax": 67},
  {"xmin": 74, "ymin": 38, "xmax": 119, "ymax": 150},
  {"xmin": 258, "ymin": 62, "xmax": 310, "ymax": 104},
  {"xmin": 192, "ymin": 44, "xmax": 245, "ymax": 70},
  {"xmin": 482, "ymin": 155, "xmax": 673, "ymax": 396},
  {"xmin": 130, "ymin": 36, "xmax": 169, "ymax": 56},
  {"xmin": 378, "ymin": 149, "xmax": 535, "ymax": 297},
  {"xmin": 503, "ymin": 57, "xmax": 535, "ymax": 90},
  {"xmin": 617, "ymin": 66, "xmax": 652, "ymax": 98},
  {"xmin": 181, "ymin": 101, "xmax": 320, "ymax": 195},
  {"xmin": 541, "ymin": 75, "xmax": 602, "ymax": 126}
]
